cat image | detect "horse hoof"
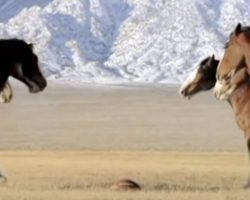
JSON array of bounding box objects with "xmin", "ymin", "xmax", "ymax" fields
[{"xmin": 111, "ymin": 179, "xmax": 141, "ymax": 191}]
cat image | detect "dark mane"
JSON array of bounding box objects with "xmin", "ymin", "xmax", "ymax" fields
[
  {"xmin": 224, "ymin": 41, "xmax": 229, "ymax": 49},
  {"xmin": 200, "ymin": 57, "xmax": 210, "ymax": 65},
  {"xmin": 0, "ymin": 38, "xmax": 34, "ymax": 55}
]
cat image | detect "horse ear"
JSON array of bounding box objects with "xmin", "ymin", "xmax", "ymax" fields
[
  {"xmin": 28, "ymin": 43, "xmax": 34, "ymax": 50},
  {"xmin": 211, "ymin": 54, "xmax": 215, "ymax": 60},
  {"xmin": 235, "ymin": 23, "xmax": 242, "ymax": 36},
  {"xmin": 207, "ymin": 55, "xmax": 215, "ymax": 66}
]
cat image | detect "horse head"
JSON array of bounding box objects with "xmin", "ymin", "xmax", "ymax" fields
[
  {"xmin": 10, "ymin": 42, "xmax": 47, "ymax": 93},
  {"xmin": 214, "ymin": 23, "xmax": 250, "ymax": 100},
  {"xmin": 179, "ymin": 55, "xmax": 218, "ymax": 99},
  {"xmin": 216, "ymin": 24, "xmax": 246, "ymax": 82},
  {"xmin": 234, "ymin": 24, "xmax": 250, "ymax": 68}
]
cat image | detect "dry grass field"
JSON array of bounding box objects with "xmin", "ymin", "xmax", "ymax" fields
[
  {"xmin": 0, "ymin": 83, "xmax": 249, "ymax": 199},
  {"xmin": 0, "ymin": 151, "xmax": 250, "ymax": 200}
]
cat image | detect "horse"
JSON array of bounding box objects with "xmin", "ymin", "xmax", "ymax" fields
[
  {"xmin": 0, "ymin": 81, "xmax": 12, "ymax": 103},
  {"xmin": 214, "ymin": 23, "xmax": 250, "ymax": 100},
  {"xmin": 179, "ymin": 55, "xmax": 250, "ymax": 188},
  {"xmin": 0, "ymin": 39, "xmax": 47, "ymax": 94},
  {"xmin": 179, "ymin": 55, "xmax": 218, "ymax": 98}
]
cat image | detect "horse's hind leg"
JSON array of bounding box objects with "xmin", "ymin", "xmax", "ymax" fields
[{"xmin": 244, "ymin": 138, "xmax": 250, "ymax": 189}]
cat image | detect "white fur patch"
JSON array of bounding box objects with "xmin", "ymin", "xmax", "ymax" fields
[
  {"xmin": 179, "ymin": 68, "xmax": 198, "ymax": 95},
  {"xmin": 214, "ymin": 81, "xmax": 235, "ymax": 101},
  {"xmin": 0, "ymin": 93, "xmax": 5, "ymax": 103},
  {"xmin": 214, "ymin": 81, "xmax": 222, "ymax": 94}
]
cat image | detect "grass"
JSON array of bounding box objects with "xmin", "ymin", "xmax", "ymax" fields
[
  {"xmin": 0, "ymin": 86, "xmax": 249, "ymax": 199},
  {"xmin": 0, "ymin": 151, "xmax": 250, "ymax": 200}
]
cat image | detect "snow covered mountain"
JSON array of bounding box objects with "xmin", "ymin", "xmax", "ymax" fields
[{"xmin": 0, "ymin": 0, "xmax": 250, "ymax": 85}]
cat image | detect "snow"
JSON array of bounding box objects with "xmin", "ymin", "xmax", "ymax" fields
[{"xmin": 0, "ymin": 0, "xmax": 250, "ymax": 85}]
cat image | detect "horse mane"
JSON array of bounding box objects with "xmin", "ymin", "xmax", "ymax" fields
[
  {"xmin": 200, "ymin": 56, "xmax": 210, "ymax": 65},
  {"xmin": 28, "ymin": 43, "xmax": 34, "ymax": 50}
]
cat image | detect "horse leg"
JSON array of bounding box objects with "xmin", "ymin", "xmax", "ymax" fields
[
  {"xmin": 244, "ymin": 138, "xmax": 250, "ymax": 188},
  {"xmin": 0, "ymin": 81, "xmax": 13, "ymax": 103},
  {"xmin": 0, "ymin": 73, "xmax": 8, "ymax": 91}
]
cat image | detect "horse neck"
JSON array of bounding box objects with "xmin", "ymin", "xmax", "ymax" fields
[
  {"xmin": 228, "ymin": 80, "xmax": 250, "ymax": 114},
  {"xmin": 246, "ymin": 57, "xmax": 250, "ymax": 74}
]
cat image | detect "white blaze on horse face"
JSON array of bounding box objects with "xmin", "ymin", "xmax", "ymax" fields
[{"xmin": 179, "ymin": 68, "xmax": 198, "ymax": 96}]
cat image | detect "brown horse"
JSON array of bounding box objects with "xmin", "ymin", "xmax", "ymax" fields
[
  {"xmin": 179, "ymin": 55, "xmax": 218, "ymax": 98},
  {"xmin": 214, "ymin": 23, "xmax": 250, "ymax": 100},
  {"xmin": 179, "ymin": 55, "xmax": 250, "ymax": 188}
]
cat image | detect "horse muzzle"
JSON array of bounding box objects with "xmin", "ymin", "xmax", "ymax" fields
[{"xmin": 28, "ymin": 77, "xmax": 47, "ymax": 93}]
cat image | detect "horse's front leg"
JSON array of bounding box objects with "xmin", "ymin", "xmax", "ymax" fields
[
  {"xmin": 0, "ymin": 73, "xmax": 11, "ymax": 103},
  {"xmin": 244, "ymin": 138, "xmax": 250, "ymax": 189},
  {"xmin": 0, "ymin": 73, "xmax": 8, "ymax": 91},
  {"xmin": 0, "ymin": 81, "xmax": 13, "ymax": 103}
]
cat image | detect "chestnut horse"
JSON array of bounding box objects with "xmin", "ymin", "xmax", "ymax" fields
[
  {"xmin": 179, "ymin": 55, "xmax": 250, "ymax": 188},
  {"xmin": 0, "ymin": 39, "xmax": 47, "ymax": 94},
  {"xmin": 214, "ymin": 23, "xmax": 250, "ymax": 100}
]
